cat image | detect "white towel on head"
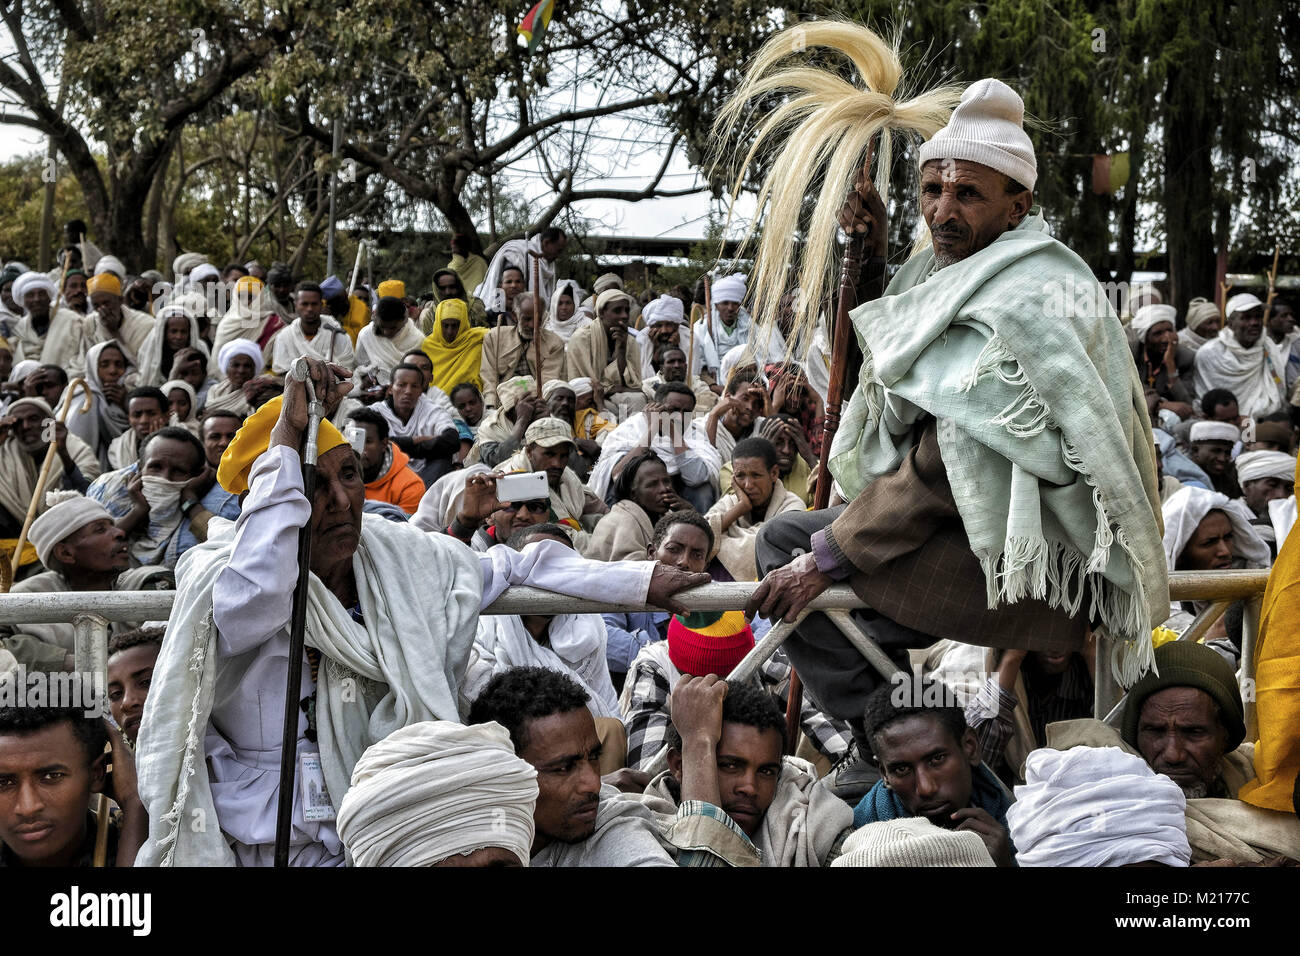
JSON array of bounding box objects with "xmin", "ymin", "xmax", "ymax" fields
[
  {"xmin": 1130, "ymin": 304, "xmax": 1177, "ymax": 343},
  {"xmin": 1234, "ymin": 450, "xmax": 1295, "ymax": 485},
  {"xmin": 1161, "ymin": 485, "xmax": 1270, "ymax": 570},
  {"xmin": 336, "ymin": 720, "xmax": 538, "ymax": 867},
  {"xmin": 1188, "ymin": 420, "xmax": 1240, "ymax": 444},
  {"xmin": 711, "ymin": 274, "xmax": 746, "ymax": 303},
  {"xmin": 1007, "ymin": 746, "xmax": 1190, "ymax": 867}
]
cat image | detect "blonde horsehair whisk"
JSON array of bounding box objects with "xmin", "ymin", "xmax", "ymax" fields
[{"xmin": 711, "ymin": 20, "xmax": 964, "ymax": 348}]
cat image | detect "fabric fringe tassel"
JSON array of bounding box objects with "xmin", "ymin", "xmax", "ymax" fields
[
  {"xmin": 158, "ymin": 610, "xmax": 215, "ymax": 867},
  {"xmin": 962, "ymin": 336, "xmax": 1052, "ymax": 438}
]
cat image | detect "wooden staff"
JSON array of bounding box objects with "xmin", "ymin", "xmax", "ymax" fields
[
  {"xmin": 51, "ymin": 246, "xmax": 73, "ymax": 313},
  {"xmin": 786, "ymin": 143, "xmax": 880, "ymax": 746},
  {"xmin": 92, "ymin": 792, "xmax": 111, "ymax": 866},
  {"xmin": 528, "ymin": 249, "xmax": 545, "ymax": 398},
  {"xmin": 1261, "ymin": 244, "xmax": 1281, "ymax": 324},
  {"xmin": 7, "ymin": 377, "xmax": 93, "ymax": 580},
  {"xmin": 704, "ymin": 274, "xmax": 714, "ymax": 354},
  {"xmin": 1219, "ymin": 280, "xmax": 1233, "ymax": 321},
  {"xmin": 687, "ymin": 303, "xmax": 703, "ymax": 386}
]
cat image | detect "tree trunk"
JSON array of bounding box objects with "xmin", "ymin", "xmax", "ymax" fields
[{"xmin": 1163, "ymin": 65, "xmax": 1217, "ymax": 317}]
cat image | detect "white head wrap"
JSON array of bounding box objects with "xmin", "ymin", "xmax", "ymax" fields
[
  {"xmin": 541, "ymin": 378, "xmax": 575, "ymax": 400},
  {"xmin": 93, "ymin": 255, "xmax": 126, "ymax": 280},
  {"xmin": 595, "ymin": 289, "xmax": 632, "ymax": 314},
  {"xmin": 11, "ymin": 271, "xmax": 58, "ymax": 307},
  {"xmin": 1007, "ymin": 747, "xmax": 1190, "ymax": 867},
  {"xmin": 1188, "ymin": 420, "xmax": 1240, "ymax": 444},
  {"xmin": 160, "ymin": 379, "xmax": 198, "ymax": 424},
  {"xmin": 171, "ymin": 252, "xmax": 208, "ymax": 284},
  {"xmin": 336, "ymin": 720, "xmax": 538, "ymax": 867},
  {"xmin": 642, "ymin": 294, "xmax": 685, "ymax": 327},
  {"xmin": 1161, "ymin": 485, "xmax": 1271, "ymax": 570},
  {"xmin": 1184, "ymin": 297, "xmax": 1220, "ymax": 332},
  {"xmin": 7, "ymin": 359, "xmax": 39, "ymax": 384},
  {"xmin": 28, "ymin": 492, "xmax": 114, "ymax": 568},
  {"xmin": 568, "ymin": 377, "xmax": 593, "ymax": 398},
  {"xmin": 832, "ymin": 817, "xmax": 994, "ymax": 868},
  {"xmin": 917, "ymin": 78, "xmax": 1037, "ymax": 190},
  {"xmin": 1234, "ymin": 450, "xmax": 1296, "ymax": 486},
  {"xmin": 1225, "ymin": 293, "xmax": 1264, "ymax": 318},
  {"xmin": 188, "ymin": 263, "xmax": 220, "ymax": 285},
  {"xmin": 217, "ymin": 338, "xmax": 264, "ymax": 376},
  {"xmin": 1130, "ymin": 304, "xmax": 1177, "ymax": 343},
  {"xmin": 591, "ymin": 273, "xmax": 623, "ymax": 294},
  {"xmin": 711, "ymin": 274, "xmax": 747, "ymax": 304}
]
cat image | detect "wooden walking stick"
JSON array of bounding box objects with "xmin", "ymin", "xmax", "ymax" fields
[
  {"xmin": 1261, "ymin": 244, "xmax": 1281, "ymax": 324},
  {"xmin": 703, "ymin": 274, "xmax": 714, "ymax": 368},
  {"xmin": 785, "ymin": 142, "xmax": 880, "ymax": 746},
  {"xmin": 7, "ymin": 377, "xmax": 93, "ymax": 580},
  {"xmin": 92, "ymin": 791, "xmax": 111, "ymax": 867},
  {"xmin": 528, "ymin": 249, "xmax": 546, "ymax": 398},
  {"xmin": 687, "ymin": 303, "xmax": 702, "ymax": 387}
]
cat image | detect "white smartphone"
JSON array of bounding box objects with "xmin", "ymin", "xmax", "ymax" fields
[{"xmin": 493, "ymin": 471, "xmax": 549, "ymax": 502}]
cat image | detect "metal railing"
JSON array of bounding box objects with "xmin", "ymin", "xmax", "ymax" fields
[{"xmin": 0, "ymin": 570, "xmax": 1269, "ymax": 734}]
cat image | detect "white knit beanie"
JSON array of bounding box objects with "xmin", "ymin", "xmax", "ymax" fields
[
  {"xmin": 831, "ymin": 817, "xmax": 995, "ymax": 867},
  {"xmin": 918, "ymin": 78, "xmax": 1037, "ymax": 190}
]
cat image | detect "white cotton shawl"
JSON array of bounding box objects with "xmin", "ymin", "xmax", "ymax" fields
[
  {"xmin": 134, "ymin": 514, "xmax": 484, "ymax": 866},
  {"xmin": 1007, "ymin": 746, "xmax": 1190, "ymax": 867},
  {"xmin": 1161, "ymin": 485, "xmax": 1270, "ymax": 570},
  {"xmin": 135, "ymin": 307, "xmax": 210, "ymax": 387},
  {"xmin": 336, "ymin": 720, "xmax": 538, "ymax": 867},
  {"xmin": 705, "ymin": 479, "xmax": 806, "ymax": 581},
  {"xmin": 1191, "ymin": 329, "xmax": 1286, "ymax": 419},
  {"xmin": 544, "ymin": 279, "xmax": 591, "ymax": 342},
  {"xmin": 65, "ymin": 339, "xmax": 132, "ymax": 465},
  {"xmin": 465, "ymin": 613, "xmax": 619, "ymax": 718}
]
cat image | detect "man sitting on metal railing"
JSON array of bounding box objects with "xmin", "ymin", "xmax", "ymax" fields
[{"xmin": 132, "ymin": 357, "xmax": 708, "ymax": 867}]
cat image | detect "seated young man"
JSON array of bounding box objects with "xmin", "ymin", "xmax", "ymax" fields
[
  {"xmin": 704, "ymin": 436, "xmax": 805, "ymax": 581},
  {"xmin": 467, "ymin": 666, "xmax": 675, "ymax": 867},
  {"xmin": 348, "ymin": 407, "xmax": 424, "ymax": 515},
  {"xmin": 852, "ymin": 678, "xmax": 1015, "ymax": 867},
  {"xmin": 106, "ymin": 627, "xmax": 164, "ymax": 748},
  {"xmin": 620, "ymin": 511, "xmax": 851, "ymax": 774},
  {"xmin": 718, "ymin": 414, "xmax": 816, "ymax": 507},
  {"xmin": 89, "ymin": 425, "xmax": 238, "ymax": 568},
  {"xmin": 0, "ymin": 705, "xmax": 145, "ymax": 867},
  {"xmin": 642, "ymin": 675, "xmax": 853, "ymax": 867},
  {"xmin": 108, "ymin": 386, "xmax": 169, "ymax": 470}
]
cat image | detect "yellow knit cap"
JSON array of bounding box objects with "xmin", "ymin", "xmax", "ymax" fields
[
  {"xmin": 235, "ymin": 275, "xmax": 265, "ymax": 295},
  {"xmin": 217, "ymin": 395, "xmax": 347, "ymax": 495},
  {"xmin": 87, "ymin": 273, "xmax": 122, "ymax": 296},
  {"xmin": 377, "ymin": 279, "xmax": 406, "ymax": 299}
]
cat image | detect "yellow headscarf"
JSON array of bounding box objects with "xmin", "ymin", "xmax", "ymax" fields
[
  {"xmin": 377, "ymin": 279, "xmax": 406, "ymax": 300},
  {"xmin": 87, "ymin": 273, "xmax": 122, "ymax": 296},
  {"xmin": 421, "ymin": 298, "xmax": 487, "ymax": 393},
  {"xmin": 217, "ymin": 395, "xmax": 348, "ymax": 495}
]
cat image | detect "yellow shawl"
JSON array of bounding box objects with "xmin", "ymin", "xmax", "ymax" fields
[{"xmin": 422, "ymin": 300, "xmax": 487, "ymax": 393}]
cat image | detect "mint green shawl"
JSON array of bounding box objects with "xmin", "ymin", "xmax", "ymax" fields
[{"xmin": 828, "ymin": 212, "xmax": 1167, "ymax": 683}]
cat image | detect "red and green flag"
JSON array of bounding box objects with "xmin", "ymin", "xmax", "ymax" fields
[{"xmin": 517, "ymin": 0, "xmax": 556, "ymax": 52}]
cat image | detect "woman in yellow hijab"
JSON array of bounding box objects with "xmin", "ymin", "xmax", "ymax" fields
[{"xmin": 421, "ymin": 298, "xmax": 487, "ymax": 394}]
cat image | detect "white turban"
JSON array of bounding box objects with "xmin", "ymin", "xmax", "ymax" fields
[
  {"xmin": 93, "ymin": 255, "xmax": 126, "ymax": 280},
  {"xmin": 7, "ymin": 359, "xmax": 38, "ymax": 384},
  {"xmin": 568, "ymin": 376, "xmax": 593, "ymax": 398},
  {"xmin": 171, "ymin": 252, "xmax": 208, "ymax": 283},
  {"xmin": 1130, "ymin": 304, "xmax": 1177, "ymax": 343},
  {"xmin": 642, "ymin": 294, "xmax": 685, "ymax": 327},
  {"xmin": 1225, "ymin": 292, "xmax": 1264, "ymax": 318},
  {"xmin": 917, "ymin": 78, "xmax": 1038, "ymax": 191},
  {"xmin": 188, "ymin": 263, "xmax": 220, "ymax": 285},
  {"xmin": 336, "ymin": 720, "xmax": 538, "ymax": 867},
  {"xmin": 217, "ymin": 338, "xmax": 263, "ymax": 376},
  {"xmin": 28, "ymin": 492, "xmax": 114, "ymax": 568},
  {"xmin": 541, "ymin": 378, "xmax": 575, "ymax": 400},
  {"xmin": 1007, "ymin": 747, "xmax": 1190, "ymax": 867},
  {"xmin": 1161, "ymin": 485, "xmax": 1271, "ymax": 570},
  {"xmin": 592, "ymin": 272, "xmax": 623, "ymax": 293},
  {"xmin": 1188, "ymin": 420, "xmax": 1239, "ymax": 444},
  {"xmin": 1235, "ymin": 450, "xmax": 1296, "ymax": 486},
  {"xmin": 11, "ymin": 271, "xmax": 57, "ymax": 307},
  {"xmin": 595, "ymin": 289, "xmax": 632, "ymax": 314},
  {"xmin": 1184, "ymin": 297, "xmax": 1220, "ymax": 332},
  {"xmin": 711, "ymin": 273, "xmax": 747, "ymax": 304}
]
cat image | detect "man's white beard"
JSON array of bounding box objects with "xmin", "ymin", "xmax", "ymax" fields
[{"xmin": 1178, "ymin": 781, "xmax": 1210, "ymax": 800}]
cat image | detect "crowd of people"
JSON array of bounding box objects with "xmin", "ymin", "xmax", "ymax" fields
[{"xmin": 0, "ymin": 53, "xmax": 1297, "ymax": 870}]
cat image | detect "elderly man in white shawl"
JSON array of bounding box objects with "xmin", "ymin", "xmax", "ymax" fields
[
  {"xmin": 133, "ymin": 357, "xmax": 708, "ymax": 866},
  {"xmin": 637, "ymin": 675, "xmax": 853, "ymax": 866},
  {"xmin": 735, "ymin": 29, "xmax": 1165, "ymax": 802},
  {"xmin": 1192, "ymin": 293, "xmax": 1286, "ymax": 419},
  {"xmin": 9, "ymin": 271, "xmax": 91, "ymax": 376}
]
